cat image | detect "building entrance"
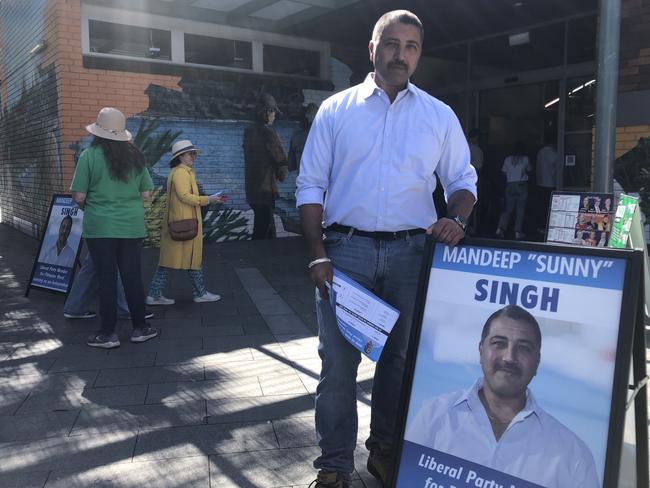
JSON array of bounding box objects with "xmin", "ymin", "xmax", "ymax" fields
[{"xmin": 474, "ymin": 81, "xmax": 559, "ymax": 237}]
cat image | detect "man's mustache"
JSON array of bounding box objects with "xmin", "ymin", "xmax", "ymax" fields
[
  {"xmin": 494, "ymin": 363, "xmax": 522, "ymax": 376},
  {"xmin": 388, "ymin": 62, "xmax": 408, "ymax": 70}
]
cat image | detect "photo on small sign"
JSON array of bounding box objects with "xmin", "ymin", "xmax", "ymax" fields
[
  {"xmin": 28, "ymin": 194, "xmax": 83, "ymax": 294},
  {"xmin": 395, "ymin": 240, "xmax": 635, "ymax": 488},
  {"xmin": 546, "ymin": 192, "xmax": 614, "ymax": 248}
]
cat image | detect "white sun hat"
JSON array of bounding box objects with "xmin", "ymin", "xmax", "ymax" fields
[
  {"xmin": 170, "ymin": 140, "xmax": 201, "ymax": 162},
  {"xmin": 85, "ymin": 107, "xmax": 132, "ymax": 142}
]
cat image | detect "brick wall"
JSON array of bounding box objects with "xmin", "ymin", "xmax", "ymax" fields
[
  {"xmin": 620, "ymin": 0, "xmax": 650, "ymax": 92},
  {"xmin": 0, "ymin": 0, "xmax": 62, "ymax": 237},
  {"xmin": 616, "ymin": 1, "xmax": 650, "ymax": 162},
  {"xmin": 615, "ymin": 125, "xmax": 650, "ymax": 158},
  {"xmin": 0, "ymin": 0, "xmax": 181, "ymax": 236},
  {"xmin": 1, "ymin": 0, "xmax": 340, "ymax": 240},
  {"xmin": 52, "ymin": 0, "xmax": 181, "ymax": 187}
]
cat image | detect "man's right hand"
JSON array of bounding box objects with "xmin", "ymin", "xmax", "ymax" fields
[{"xmin": 309, "ymin": 260, "xmax": 333, "ymax": 300}]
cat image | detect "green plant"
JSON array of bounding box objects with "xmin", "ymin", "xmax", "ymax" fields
[
  {"xmin": 132, "ymin": 118, "xmax": 182, "ymax": 168},
  {"xmin": 614, "ymin": 137, "xmax": 650, "ymax": 217},
  {"xmin": 202, "ymin": 204, "xmax": 250, "ymax": 243},
  {"xmin": 144, "ymin": 188, "xmax": 166, "ymax": 248},
  {"xmin": 132, "ymin": 118, "xmax": 181, "ymax": 248}
]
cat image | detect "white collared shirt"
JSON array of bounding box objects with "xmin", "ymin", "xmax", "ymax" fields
[
  {"xmin": 405, "ymin": 380, "xmax": 600, "ymax": 488},
  {"xmin": 295, "ymin": 74, "xmax": 477, "ymax": 231},
  {"xmin": 502, "ymin": 155, "xmax": 532, "ymax": 183},
  {"xmin": 536, "ymin": 145, "xmax": 558, "ymax": 188},
  {"xmin": 40, "ymin": 242, "xmax": 75, "ymax": 268}
]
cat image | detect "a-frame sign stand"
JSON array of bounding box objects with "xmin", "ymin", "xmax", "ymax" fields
[{"xmin": 627, "ymin": 208, "xmax": 649, "ymax": 488}]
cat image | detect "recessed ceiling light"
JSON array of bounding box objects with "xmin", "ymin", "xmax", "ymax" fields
[{"xmin": 514, "ymin": 1, "xmax": 524, "ymax": 6}]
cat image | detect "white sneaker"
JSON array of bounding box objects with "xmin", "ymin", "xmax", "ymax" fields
[
  {"xmin": 146, "ymin": 295, "xmax": 175, "ymax": 306},
  {"xmin": 193, "ymin": 291, "xmax": 221, "ymax": 303}
]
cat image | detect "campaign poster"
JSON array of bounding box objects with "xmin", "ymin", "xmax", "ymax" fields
[
  {"xmin": 29, "ymin": 194, "xmax": 83, "ymax": 294},
  {"xmin": 546, "ymin": 192, "xmax": 614, "ymax": 248},
  {"xmin": 395, "ymin": 240, "xmax": 636, "ymax": 488}
]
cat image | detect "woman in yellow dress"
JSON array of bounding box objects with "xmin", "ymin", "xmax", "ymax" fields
[{"xmin": 146, "ymin": 140, "xmax": 226, "ymax": 305}]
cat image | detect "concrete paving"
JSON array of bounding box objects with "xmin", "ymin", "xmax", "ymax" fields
[
  {"xmin": 0, "ymin": 223, "xmax": 648, "ymax": 487},
  {"xmin": 0, "ymin": 224, "xmax": 380, "ymax": 488}
]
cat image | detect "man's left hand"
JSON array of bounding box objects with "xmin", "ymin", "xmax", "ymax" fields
[{"xmin": 427, "ymin": 218, "xmax": 465, "ymax": 247}]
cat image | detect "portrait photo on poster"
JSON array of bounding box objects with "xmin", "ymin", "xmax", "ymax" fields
[
  {"xmin": 29, "ymin": 195, "xmax": 84, "ymax": 294},
  {"xmin": 394, "ymin": 239, "xmax": 639, "ymax": 488}
]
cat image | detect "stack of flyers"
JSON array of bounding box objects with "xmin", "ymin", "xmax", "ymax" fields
[{"xmin": 328, "ymin": 269, "xmax": 400, "ymax": 361}]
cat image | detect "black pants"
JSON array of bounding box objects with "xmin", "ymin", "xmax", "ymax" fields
[
  {"xmin": 250, "ymin": 203, "xmax": 276, "ymax": 240},
  {"xmin": 86, "ymin": 238, "xmax": 146, "ymax": 334}
]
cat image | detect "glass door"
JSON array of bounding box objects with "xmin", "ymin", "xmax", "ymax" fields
[
  {"xmin": 562, "ymin": 76, "xmax": 597, "ymax": 190},
  {"xmin": 476, "ymin": 81, "xmax": 559, "ymax": 236}
]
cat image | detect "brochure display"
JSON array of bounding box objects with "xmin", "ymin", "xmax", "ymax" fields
[
  {"xmin": 608, "ymin": 194, "xmax": 638, "ymax": 249},
  {"xmin": 546, "ymin": 191, "xmax": 614, "ymax": 247},
  {"xmin": 393, "ymin": 238, "xmax": 642, "ymax": 488},
  {"xmin": 330, "ymin": 268, "xmax": 399, "ymax": 361},
  {"xmin": 26, "ymin": 194, "xmax": 83, "ymax": 295}
]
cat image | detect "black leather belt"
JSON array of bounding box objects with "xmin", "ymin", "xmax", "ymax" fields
[{"xmin": 325, "ymin": 224, "xmax": 425, "ymax": 240}]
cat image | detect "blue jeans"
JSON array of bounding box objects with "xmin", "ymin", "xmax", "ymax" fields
[
  {"xmin": 498, "ymin": 181, "xmax": 528, "ymax": 234},
  {"xmin": 313, "ymin": 230, "xmax": 425, "ymax": 478},
  {"xmin": 64, "ymin": 254, "xmax": 130, "ymax": 318}
]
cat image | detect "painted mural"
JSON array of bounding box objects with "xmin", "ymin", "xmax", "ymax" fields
[
  {"xmin": 86, "ymin": 58, "xmax": 353, "ymax": 248},
  {"xmin": 0, "ymin": 0, "xmax": 62, "ymax": 237}
]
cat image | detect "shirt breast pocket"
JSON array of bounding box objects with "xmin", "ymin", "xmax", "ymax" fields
[{"xmin": 401, "ymin": 129, "xmax": 440, "ymax": 179}]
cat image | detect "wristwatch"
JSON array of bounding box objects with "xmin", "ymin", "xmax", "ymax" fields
[{"xmin": 450, "ymin": 215, "xmax": 467, "ymax": 232}]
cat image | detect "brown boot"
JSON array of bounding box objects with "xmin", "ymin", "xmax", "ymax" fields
[
  {"xmin": 309, "ymin": 471, "xmax": 351, "ymax": 488},
  {"xmin": 367, "ymin": 444, "xmax": 395, "ymax": 486}
]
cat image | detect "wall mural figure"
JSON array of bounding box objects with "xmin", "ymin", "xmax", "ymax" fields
[
  {"xmin": 243, "ymin": 93, "xmax": 288, "ymax": 240},
  {"xmin": 288, "ymin": 103, "xmax": 319, "ymax": 174}
]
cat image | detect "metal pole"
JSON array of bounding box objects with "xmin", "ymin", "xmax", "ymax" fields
[{"xmin": 593, "ymin": 0, "xmax": 621, "ymax": 192}]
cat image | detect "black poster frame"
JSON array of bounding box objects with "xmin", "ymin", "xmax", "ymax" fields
[
  {"xmin": 25, "ymin": 193, "xmax": 83, "ymax": 297},
  {"xmin": 392, "ymin": 237, "xmax": 642, "ymax": 488}
]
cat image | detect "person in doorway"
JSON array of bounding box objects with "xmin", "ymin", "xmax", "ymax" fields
[
  {"xmin": 496, "ymin": 141, "xmax": 532, "ymax": 240},
  {"xmin": 296, "ymin": 10, "xmax": 477, "ymax": 488},
  {"xmin": 535, "ymin": 137, "xmax": 558, "ymax": 234},
  {"xmin": 147, "ymin": 140, "xmax": 225, "ymax": 306},
  {"xmin": 71, "ymin": 107, "xmax": 157, "ymax": 349},
  {"xmin": 243, "ymin": 93, "xmax": 289, "ymax": 239},
  {"xmin": 406, "ymin": 305, "xmax": 599, "ymax": 488}
]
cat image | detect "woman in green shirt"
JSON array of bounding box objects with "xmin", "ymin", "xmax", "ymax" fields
[{"xmin": 71, "ymin": 107, "xmax": 158, "ymax": 349}]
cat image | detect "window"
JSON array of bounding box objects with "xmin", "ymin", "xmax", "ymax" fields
[
  {"xmin": 263, "ymin": 45, "xmax": 320, "ymax": 77},
  {"xmin": 185, "ymin": 34, "xmax": 252, "ymax": 69},
  {"xmin": 82, "ymin": 5, "xmax": 329, "ymax": 79},
  {"xmin": 89, "ymin": 20, "xmax": 171, "ymax": 60}
]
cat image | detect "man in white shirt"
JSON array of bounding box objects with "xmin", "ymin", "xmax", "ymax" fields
[
  {"xmin": 406, "ymin": 305, "xmax": 599, "ymax": 488},
  {"xmin": 296, "ymin": 10, "xmax": 477, "ymax": 488},
  {"xmin": 535, "ymin": 138, "xmax": 558, "ymax": 233},
  {"xmin": 39, "ymin": 215, "xmax": 76, "ymax": 268}
]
